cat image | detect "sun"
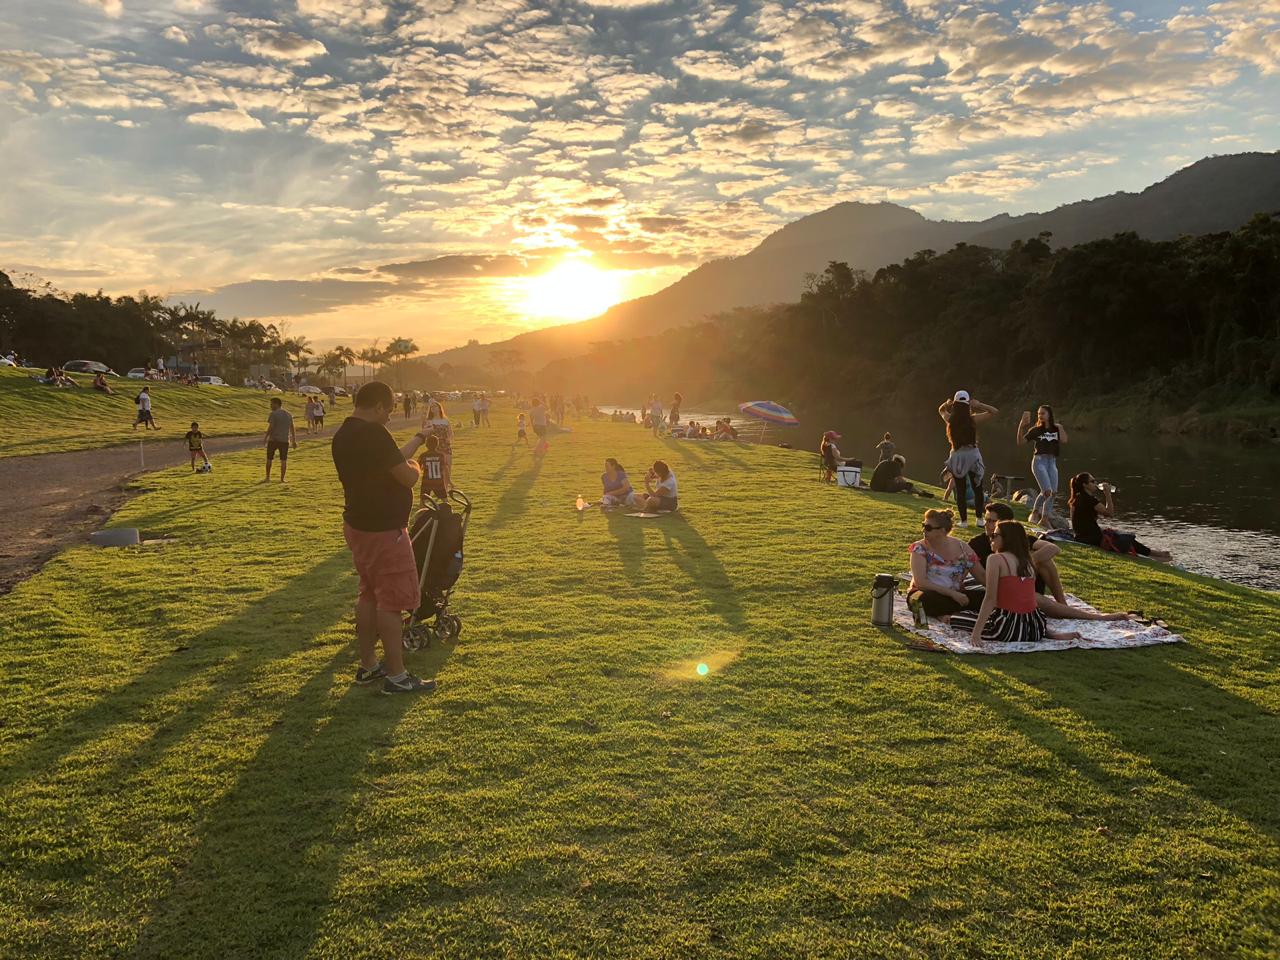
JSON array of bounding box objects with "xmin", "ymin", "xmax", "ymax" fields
[{"xmin": 521, "ymin": 258, "xmax": 625, "ymax": 322}]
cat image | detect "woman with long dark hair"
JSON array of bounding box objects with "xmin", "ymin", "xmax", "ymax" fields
[
  {"xmin": 423, "ymin": 398, "xmax": 454, "ymax": 491},
  {"xmin": 1018, "ymin": 404, "xmax": 1067, "ymax": 526},
  {"xmin": 937, "ymin": 390, "xmax": 998, "ymax": 527},
  {"xmin": 1069, "ymin": 473, "xmax": 1173, "ymax": 561},
  {"xmin": 600, "ymin": 457, "xmax": 636, "ymax": 508},
  {"xmin": 950, "ymin": 521, "xmax": 1124, "ymax": 645}
]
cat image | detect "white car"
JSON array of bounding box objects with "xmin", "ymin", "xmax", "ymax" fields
[
  {"xmin": 197, "ymin": 375, "xmax": 228, "ymax": 386},
  {"xmin": 126, "ymin": 367, "xmax": 148, "ymax": 379},
  {"xmin": 0, "ymin": 356, "xmax": 17, "ymax": 367}
]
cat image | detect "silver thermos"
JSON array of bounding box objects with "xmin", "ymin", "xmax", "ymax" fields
[{"xmin": 871, "ymin": 574, "xmax": 898, "ymax": 626}]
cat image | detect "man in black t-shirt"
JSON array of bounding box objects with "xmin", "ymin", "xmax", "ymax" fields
[
  {"xmin": 968, "ymin": 501, "xmax": 1066, "ymax": 602},
  {"xmin": 869, "ymin": 454, "xmax": 914, "ymax": 493},
  {"xmin": 331, "ymin": 381, "xmax": 436, "ymax": 695}
]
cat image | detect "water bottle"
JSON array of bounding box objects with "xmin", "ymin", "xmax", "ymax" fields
[
  {"xmin": 871, "ymin": 574, "xmax": 898, "ymax": 626},
  {"xmin": 576, "ymin": 494, "xmax": 585, "ymax": 511}
]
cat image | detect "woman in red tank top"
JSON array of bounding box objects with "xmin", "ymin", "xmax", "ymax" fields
[{"xmin": 952, "ymin": 521, "xmax": 1084, "ymax": 646}]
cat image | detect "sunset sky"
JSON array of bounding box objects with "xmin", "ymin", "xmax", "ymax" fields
[{"xmin": 1, "ymin": 0, "xmax": 1277, "ymax": 351}]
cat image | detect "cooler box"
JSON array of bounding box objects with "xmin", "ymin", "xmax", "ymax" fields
[{"xmin": 837, "ymin": 464, "xmax": 862, "ymax": 488}]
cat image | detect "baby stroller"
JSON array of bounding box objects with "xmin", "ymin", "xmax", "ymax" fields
[{"xmin": 403, "ymin": 489, "xmax": 471, "ymax": 650}]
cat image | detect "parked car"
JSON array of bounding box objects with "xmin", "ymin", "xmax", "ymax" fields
[
  {"xmin": 297, "ymin": 385, "xmax": 323, "ymax": 396},
  {"xmin": 334, "ymin": 387, "xmax": 349, "ymax": 397},
  {"xmin": 63, "ymin": 360, "xmax": 119, "ymax": 376},
  {"xmin": 126, "ymin": 367, "xmax": 149, "ymax": 379},
  {"xmin": 197, "ymin": 375, "xmax": 228, "ymax": 386},
  {"xmin": 0, "ymin": 356, "xmax": 17, "ymax": 367}
]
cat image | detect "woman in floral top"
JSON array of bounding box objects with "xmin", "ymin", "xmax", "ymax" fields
[{"xmin": 907, "ymin": 508, "xmax": 985, "ymax": 623}]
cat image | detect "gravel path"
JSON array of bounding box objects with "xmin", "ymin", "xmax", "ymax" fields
[{"xmin": 0, "ymin": 428, "xmax": 337, "ymax": 594}]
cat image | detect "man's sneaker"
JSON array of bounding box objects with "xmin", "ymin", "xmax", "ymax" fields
[
  {"xmin": 907, "ymin": 593, "xmax": 928, "ymax": 628},
  {"xmin": 354, "ymin": 663, "xmax": 386, "ymax": 685},
  {"xmin": 382, "ymin": 673, "xmax": 437, "ymax": 695}
]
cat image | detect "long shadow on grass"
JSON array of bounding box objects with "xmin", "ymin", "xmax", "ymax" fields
[
  {"xmin": 926, "ymin": 648, "xmax": 1280, "ymax": 841},
  {"xmin": 604, "ymin": 509, "xmax": 644, "ymax": 580},
  {"xmin": 131, "ymin": 639, "xmax": 453, "ymax": 959},
  {"xmin": 660, "ymin": 437, "xmax": 708, "ymax": 466},
  {"xmin": 1, "ymin": 550, "xmax": 354, "ymax": 792},
  {"xmin": 488, "ymin": 445, "xmax": 522, "ymax": 480},
  {"xmin": 658, "ymin": 514, "xmax": 746, "ymax": 630},
  {"xmin": 486, "ymin": 458, "xmax": 544, "ymax": 529},
  {"xmin": 116, "ymin": 483, "xmax": 255, "ymax": 533}
]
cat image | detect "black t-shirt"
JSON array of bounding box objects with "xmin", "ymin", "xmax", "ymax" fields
[
  {"xmin": 869, "ymin": 459, "xmax": 902, "ymax": 491},
  {"xmin": 1070, "ymin": 492, "xmax": 1103, "ymax": 546},
  {"xmin": 1024, "ymin": 425, "xmax": 1061, "ymax": 457},
  {"xmin": 331, "ymin": 417, "xmax": 412, "ymax": 532}
]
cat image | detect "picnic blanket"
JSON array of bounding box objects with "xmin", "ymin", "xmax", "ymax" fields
[{"xmin": 891, "ymin": 592, "xmax": 1184, "ymax": 655}]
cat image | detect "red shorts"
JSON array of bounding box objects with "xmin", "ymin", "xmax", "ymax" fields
[{"xmin": 343, "ymin": 523, "xmax": 420, "ymax": 612}]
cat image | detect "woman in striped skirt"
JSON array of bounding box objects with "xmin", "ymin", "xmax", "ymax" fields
[{"xmin": 953, "ymin": 521, "xmax": 1095, "ymax": 646}]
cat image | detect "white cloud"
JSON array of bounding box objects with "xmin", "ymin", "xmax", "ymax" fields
[
  {"xmin": 187, "ymin": 108, "xmax": 265, "ymax": 132},
  {"xmin": 81, "ymin": 0, "xmax": 123, "ymax": 17},
  {"xmin": 162, "ymin": 26, "xmax": 190, "ymax": 45}
]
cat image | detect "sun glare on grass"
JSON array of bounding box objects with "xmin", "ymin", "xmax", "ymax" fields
[{"xmin": 521, "ymin": 258, "xmax": 624, "ymax": 322}]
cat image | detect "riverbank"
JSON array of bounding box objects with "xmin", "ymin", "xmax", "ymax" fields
[{"xmin": 2, "ymin": 413, "xmax": 1276, "ymax": 958}]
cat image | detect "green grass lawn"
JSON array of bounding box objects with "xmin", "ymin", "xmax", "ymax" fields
[
  {"xmin": 0, "ymin": 366, "xmax": 317, "ymax": 457},
  {"xmin": 1, "ymin": 408, "xmax": 1277, "ymax": 958}
]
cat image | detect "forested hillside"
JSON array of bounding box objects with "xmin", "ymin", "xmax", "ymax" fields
[{"xmin": 538, "ymin": 216, "xmax": 1280, "ymax": 432}]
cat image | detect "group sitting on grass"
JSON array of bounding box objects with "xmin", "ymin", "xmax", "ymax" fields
[
  {"xmin": 36, "ymin": 366, "xmax": 78, "ymax": 387},
  {"xmin": 593, "ymin": 457, "xmax": 678, "ymax": 512},
  {"xmin": 906, "ymin": 506, "xmax": 1135, "ymax": 645}
]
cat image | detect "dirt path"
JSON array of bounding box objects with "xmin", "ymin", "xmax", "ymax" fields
[{"xmin": 0, "ymin": 428, "xmax": 338, "ymax": 595}]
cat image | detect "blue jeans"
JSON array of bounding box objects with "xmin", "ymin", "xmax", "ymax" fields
[{"xmin": 1031, "ymin": 454, "xmax": 1059, "ymax": 519}]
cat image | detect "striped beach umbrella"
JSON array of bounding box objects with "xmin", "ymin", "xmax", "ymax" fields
[{"xmin": 737, "ymin": 400, "xmax": 799, "ymax": 426}]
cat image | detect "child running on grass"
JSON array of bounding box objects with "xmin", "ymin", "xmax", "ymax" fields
[
  {"xmin": 514, "ymin": 412, "xmax": 529, "ymax": 447},
  {"xmin": 185, "ymin": 421, "xmax": 210, "ymax": 471}
]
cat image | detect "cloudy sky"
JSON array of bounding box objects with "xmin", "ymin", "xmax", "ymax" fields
[{"xmin": 1, "ymin": 0, "xmax": 1277, "ymax": 350}]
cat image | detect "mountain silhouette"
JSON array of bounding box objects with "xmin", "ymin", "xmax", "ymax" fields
[{"xmin": 425, "ymin": 152, "xmax": 1280, "ymax": 373}]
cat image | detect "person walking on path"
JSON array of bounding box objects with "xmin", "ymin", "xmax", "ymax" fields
[
  {"xmin": 1018, "ymin": 405, "xmax": 1066, "ymax": 527},
  {"xmin": 263, "ymin": 397, "xmax": 297, "ymax": 483},
  {"xmin": 132, "ymin": 386, "xmax": 158, "ymax": 431},
  {"xmin": 937, "ymin": 390, "xmax": 998, "ymax": 528},
  {"xmin": 331, "ymin": 380, "xmax": 436, "ymax": 695}
]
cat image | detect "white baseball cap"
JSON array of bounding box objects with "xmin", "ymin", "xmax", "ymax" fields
[{"xmin": 953, "ymin": 389, "xmax": 971, "ymax": 403}]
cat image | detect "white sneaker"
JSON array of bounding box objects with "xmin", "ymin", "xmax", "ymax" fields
[{"xmin": 957, "ymin": 519, "xmax": 969, "ymax": 528}]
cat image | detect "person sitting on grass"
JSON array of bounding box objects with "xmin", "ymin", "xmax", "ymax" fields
[
  {"xmin": 417, "ymin": 434, "xmax": 447, "ymax": 502},
  {"xmin": 601, "ymin": 457, "xmax": 637, "ymax": 509},
  {"xmin": 967, "ymin": 503, "xmax": 1135, "ymax": 624},
  {"xmin": 870, "ymin": 454, "xmax": 915, "ymax": 494},
  {"xmin": 92, "ymin": 371, "xmax": 113, "ymax": 394},
  {"xmin": 907, "ymin": 508, "xmax": 984, "ymax": 624},
  {"xmin": 949, "ymin": 521, "xmax": 1085, "ymax": 645},
  {"xmin": 1069, "ymin": 473, "xmax": 1173, "ymax": 562},
  {"xmin": 185, "ymin": 421, "xmax": 210, "ymax": 471},
  {"xmin": 639, "ymin": 460, "xmax": 678, "ymax": 512}
]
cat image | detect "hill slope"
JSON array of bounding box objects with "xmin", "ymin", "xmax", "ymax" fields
[{"xmin": 426, "ymin": 152, "xmax": 1280, "ymax": 374}]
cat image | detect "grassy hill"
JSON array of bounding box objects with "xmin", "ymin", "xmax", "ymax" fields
[
  {"xmin": 0, "ymin": 411, "xmax": 1276, "ymax": 958},
  {"xmin": 0, "ymin": 367, "xmax": 316, "ymax": 458}
]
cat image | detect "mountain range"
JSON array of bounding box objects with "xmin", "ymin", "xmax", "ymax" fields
[{"xmin": 424, "ymin": 151, "xmax": 1280, "ymax": 374}]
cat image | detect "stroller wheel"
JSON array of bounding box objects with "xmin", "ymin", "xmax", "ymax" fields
[
  {"xmin": 448, "ymin": 615, "xmax": 463, "ymax": 638},
  {"xmin": 403, "ymin": 622, "xmax": 431, "ymax": 651}
]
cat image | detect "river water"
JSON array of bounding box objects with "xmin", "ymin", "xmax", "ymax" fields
[{"xmin": 600, "ymin": 403, "xmax": 1280, "ymax": 592}]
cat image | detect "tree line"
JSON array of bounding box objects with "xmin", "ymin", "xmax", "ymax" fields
[{"xmin": 0, "ymin": 270, "xmax": 426, "ymax": 387}]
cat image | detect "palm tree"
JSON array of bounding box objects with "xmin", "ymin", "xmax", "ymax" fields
[
  {"xmin": 384, "ymin": 337, "xmax": 420, "ymax": 388},
  {"xmin": 282, "ymin": 336, "xmax": 314, "ymax": 383},
  {"xmin": 331, "ymin": 344, "xmax": 356, "ymax": 388}
]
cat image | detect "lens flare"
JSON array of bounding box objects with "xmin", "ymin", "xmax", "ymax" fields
[{"xmin": 696, "ymin": 663, "xmax": 709, "ymax": 676}]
